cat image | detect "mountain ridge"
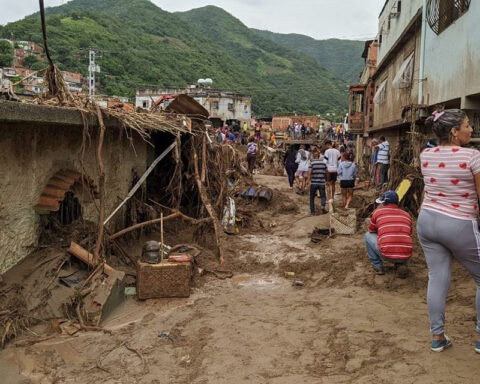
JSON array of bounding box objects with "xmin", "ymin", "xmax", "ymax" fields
[
  {"xmin": 0, "ymin": 0, "xmax": 351, "ymax": 115},
  {"xmin": 251, "ymin": 28, "xmax": 366, "ymax": 83}
]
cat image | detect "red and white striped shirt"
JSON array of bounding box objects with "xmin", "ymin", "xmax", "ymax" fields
[
  {"xmin": 420, "ymin": 146, "xmax": 480, "ymax": 220},
  {"xmin": 369, "ymin": 205, "xmax": 413, "ymax": 260}
]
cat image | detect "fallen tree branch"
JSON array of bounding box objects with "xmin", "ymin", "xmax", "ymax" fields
[
  {"xmin": 109, "ymin": 212, "xmax": 179, "ymax": 240},
  {"xmin": 148, "ymin": 199, "xmax": 212, "ymax": 224},
  {"xmin": 192, "ymin": 138, "xmax": 226, "ymax": 264},
  {"xmin": 109, "ymin": 210, "xmax": 212, "ymax": 240}
]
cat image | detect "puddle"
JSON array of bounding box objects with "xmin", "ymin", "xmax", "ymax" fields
[{"xmin": 231, "ymin": 274, "xmax": 282, "ymax": 289}]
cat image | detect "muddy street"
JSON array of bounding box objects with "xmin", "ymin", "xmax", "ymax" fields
[{"xmin": 0, "ymin": 174, "xmax": 478, "ymax": 383}]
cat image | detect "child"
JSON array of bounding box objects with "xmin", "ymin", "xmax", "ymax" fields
[
  {"xmin": 295, "ymin": 145, "xmax": 310, "ymax": 194},
  {"xmin": 308, "ymin": 148, "xmax": 327, "ymax": 215},
  {"xmin": 338, "ymin": 152, "xmax": 357, "ymax": 209}
]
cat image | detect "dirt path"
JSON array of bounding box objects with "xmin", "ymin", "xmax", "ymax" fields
[{"xmin": 1, "ymin": 175, "xmax": 479, "ymax": 383}]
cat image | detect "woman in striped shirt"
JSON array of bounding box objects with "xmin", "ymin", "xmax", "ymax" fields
[{"xmin": 418, "ymin": 109, "xmax": 480, "ymax": 353}]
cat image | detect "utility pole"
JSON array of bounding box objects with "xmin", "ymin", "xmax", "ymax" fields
[
  {"xmin": 86, "ymin": 48, "xmax": 102, "ymax": 100},
  {"xmin": 418, "ymin": 0, "xmax": 427, "ymax": 104},
  {"xmin": 88, "ymin": 49, "xmax": 95, "ymax": 99}
]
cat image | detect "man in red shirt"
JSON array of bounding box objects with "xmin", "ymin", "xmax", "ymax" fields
[{"xmin": 365, "ymin": 190, "xmax": 413, "ymax": 275}]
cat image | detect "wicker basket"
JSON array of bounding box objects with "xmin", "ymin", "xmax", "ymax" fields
[{"xmin": 330, "ymin": 208, "xmax": 357, "ymax": 235}]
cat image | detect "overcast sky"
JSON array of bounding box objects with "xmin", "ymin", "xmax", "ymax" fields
[{"xmin": 0, "ymin": 0, "xmax": 385, "ymax": 40}]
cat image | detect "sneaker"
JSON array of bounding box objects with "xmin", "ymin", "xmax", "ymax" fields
[
  {"xmin": 475, "ymin": 341, "xmax": 480, "ymax": 354},
  {"xmin": 431, "ymin": 335, "xmax": 452, "ymax": 352},
  {"xmin": 373, "ymin": 266, "xmax": 385, "ymax": 275}
]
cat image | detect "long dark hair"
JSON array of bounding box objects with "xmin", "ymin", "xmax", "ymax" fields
[{"xmin": 425, "ymin": 108, "xmax": 467, "ymax": 144}]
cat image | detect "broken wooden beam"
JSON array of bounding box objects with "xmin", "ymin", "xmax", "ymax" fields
[{"xmin": 68, "ymin": 241, "xmax": 115, "ymax": 276}]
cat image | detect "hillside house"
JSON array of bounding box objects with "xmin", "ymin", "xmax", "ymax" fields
[
  {"xmin": 0, "ymin": 68, "xmax": 83, "ymax": 95},
  {"xmin": 0, "ymin": 40, "xmax": 44, "ymax": 68},
  {"xmin": 62, "ymin": 71, "xmax": 84, "ymax": 93},
  {"xmin": 136, "ymin": 86, "xmax": 252, "ymax": 126}
]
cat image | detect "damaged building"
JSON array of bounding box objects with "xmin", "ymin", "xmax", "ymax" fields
[
  {"xmin": 359, "ymin": 0, "xmax": 480, "ymax": 147},
  {"xmin": 135, "ymin": 84, "xmax": 252, "ymax": 126},
  {"xmin": 0, "ymin": 100, "xmax": 189, "ymax": 274}
]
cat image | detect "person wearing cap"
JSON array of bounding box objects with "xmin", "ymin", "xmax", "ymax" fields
[{"xmin": 364, "ymin": 190, "xmax": 413, "ymax": 275}]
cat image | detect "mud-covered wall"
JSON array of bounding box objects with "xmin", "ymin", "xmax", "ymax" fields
[
  {"xmin": 423, "ymin": 1, "xmax": 480, "ymax": 108},
  {"xmin": 0, "ymin": 123, "xmax": 148, "ymax": 274}
]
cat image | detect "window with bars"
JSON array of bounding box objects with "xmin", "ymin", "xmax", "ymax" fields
[{"xmin": 426, "ymin": 0, "xmax": 470, "ymax": 35}]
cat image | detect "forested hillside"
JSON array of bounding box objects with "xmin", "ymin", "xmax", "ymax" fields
[
  {"xmin": 252, "ymin": 29, "xmax": 366, "ymax": 84},
  {"xmin": 0, "ymin": 0, "xmax": 349, "ymax": 115}
]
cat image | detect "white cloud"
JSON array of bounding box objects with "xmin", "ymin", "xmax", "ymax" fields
[{"xmin": 0, "ymin": 0, "xmax": 385, "ymax": 40}]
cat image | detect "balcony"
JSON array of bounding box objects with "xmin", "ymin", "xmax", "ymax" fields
[{"xmin": 348, "ymin": 112, "xmax": 365, "ymax": 134}]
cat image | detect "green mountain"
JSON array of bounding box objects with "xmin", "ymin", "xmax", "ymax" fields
[
  {"xmin": 0, "ymin": 0, "xmax": 348, "ymax": 115},
  {"xmin": 252, "ymin": 29, "xmax": 365, "ymax": 84}
]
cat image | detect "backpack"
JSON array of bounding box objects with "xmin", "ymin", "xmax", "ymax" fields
[{"xmin": 299, "ymin": 149, "xmax": 307, "ymax": 161}]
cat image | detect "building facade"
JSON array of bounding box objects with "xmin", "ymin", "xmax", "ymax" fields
[
  {"xmin": 136, "ymin": 86, "xmax": 252, "ymax": 125},
  {"xmin": 348, "ymin": 40, "xmax": 379, "ymax": 135},
  {"xmin": 370, "ymin": 0, "xmax": 423, "ymax": 147},
  {"xmin": 272, "ymin": 115, "xmax": 330, "ymax": 132},
  {"xmin": 422, "ymin": 0, "xmax": 480, "ymax": 135}
]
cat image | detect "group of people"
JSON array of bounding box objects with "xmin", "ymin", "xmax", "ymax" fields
[
  {"xmin": 286, "ymin": 123, "xmax": 313, "ymax": 140},
  {"xmin": 283, "ymin": 139, "xmax": 358, "ymax": 214},
  {"xmin": 364, "ymin": 108, "xmax": 480, "ymax": 354},
  {"xmin": 215, "ymin": 121, "xmax": 251, "ymax": 145}
]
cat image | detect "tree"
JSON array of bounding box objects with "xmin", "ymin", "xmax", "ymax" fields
[
  {"xmin": 23, "ymin": 54, "xmax": 39, "ymax": 69},
  {"xmin": 0, "ymin": 40, "xmax": 13, "ymax": 66},
  {"xmin": 31, "ymin": 60, "xmax": 47, "ymax": 71}
]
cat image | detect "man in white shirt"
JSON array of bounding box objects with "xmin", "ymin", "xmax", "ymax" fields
[
  {"xmin": 294, "ymin": 123, "xmax": 300, "ymax": 140},
  {"xmin": 324, "ymin": 140, "xmax": 341, "ymax": 200},
  {"xmin": 376, "ymin": 136, "xmax": 390, "ymax": 187}
]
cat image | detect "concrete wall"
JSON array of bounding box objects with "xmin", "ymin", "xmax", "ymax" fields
[
  {"xmin": 423, "ymin": 1, "xmax": 480, "ymax": 109},
  {"xmin": 373, "ymin": 31, "xmax": 421, "ymax": 130},
  {"xmin": 377, "ymin": 0, "xmax": 423, "ymax": 64},
  {"xmin": 0, "ymin": 124, "xmax": 147, "ymax": 273},
  {"xmin": 195, "ymin": 95, "xmax": 251, "ymax": 123},
  {"xmin": 136, "ymin": 93, "xmax": 252, "ymax": 123}
]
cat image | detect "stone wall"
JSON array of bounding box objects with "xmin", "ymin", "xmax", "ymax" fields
[{"xmin": 0, "ymin": 123, "xmax": 148, "ymax": 274}]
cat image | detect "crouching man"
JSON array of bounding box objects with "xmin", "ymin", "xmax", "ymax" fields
[{"xmin": 364, "ymin": 190, "xmax": 413, "ymax": 275}]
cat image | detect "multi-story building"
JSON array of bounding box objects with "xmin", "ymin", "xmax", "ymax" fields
[
  {"xmin": 348, "ymin": 39, "xmax": 379, "ymax": 135},
  {"xmin": 0, "ymin": 40, "xmax": 44, "ymax": 67},
  {"xmin": 370, "ymin": 0, "xmax": 423, "ymax": 147},
  {"xmin": 62, "ymin": 71, "xmax": 83, "ymax": 93},
  {"xmin": 136, "ymin": 85, "xmax": 252, "ymax": 125},
  {"xmin": 369, "ymin": 0, "xmax": 479, "ymax": 146},
  {"xmin": 422, "ymin": 0, "xmax": 480, "ymax": 136}
]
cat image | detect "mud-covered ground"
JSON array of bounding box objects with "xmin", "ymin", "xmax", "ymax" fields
[{"xmin": 1, "ymin": 175, "xmax": 479, "ymax": 383}]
